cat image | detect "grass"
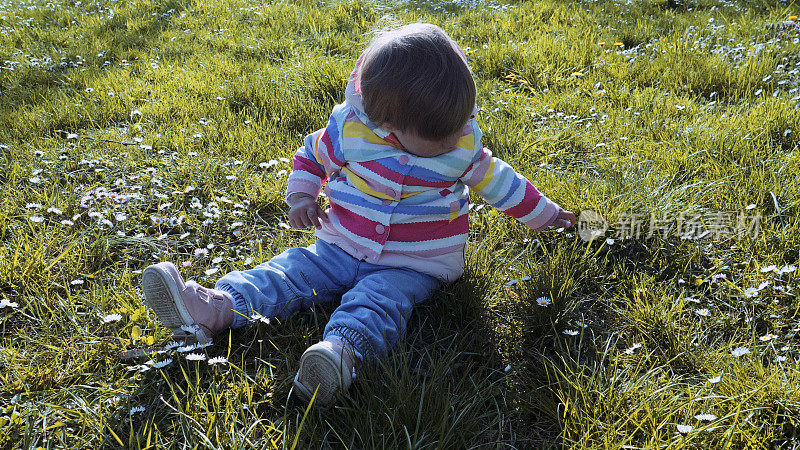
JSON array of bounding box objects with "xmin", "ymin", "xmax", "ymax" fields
[{"xmin": 1, "ymin": 0, "xmax": 800, "ymax": 447}]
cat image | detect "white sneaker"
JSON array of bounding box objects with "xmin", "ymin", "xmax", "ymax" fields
[{"xmin": 293, "ymin": 338, "xmax": 357, "ymax": 406}]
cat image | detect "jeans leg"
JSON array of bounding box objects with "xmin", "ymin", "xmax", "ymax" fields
[
  {"xmin": 216, "ymin": 241, "xmax": 358, "ymax": 328},
  {"xmin": 323, "ymin": 265, "xmax": 441, "ymax": 359}
]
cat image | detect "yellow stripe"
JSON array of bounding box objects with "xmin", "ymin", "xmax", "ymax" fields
[
  {"xmin": 341, "ymin": 167, "xmax": 394, "ymax": 200},
  {"xmin": 314, "ymin": 131, "xmax": 323, "ymax": 162},
  {"xmin": 449, "ymin": 209, "xmax": 458, "ymax": 221},
  {"xmin": 343, "ymin": 121, "xmax": 403, "ymax": 149},
  {"xmin": 474, "ymin": 159, "xmax": 496, "ymax": 191},
  {"xmin": 456, "ymin": 133, "xmax": 474, "ymax": 151}
]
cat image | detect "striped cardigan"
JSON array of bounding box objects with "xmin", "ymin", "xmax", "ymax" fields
[{"xmin": 286, "ymin": 63, "xmax": 562, "ymax": 282}]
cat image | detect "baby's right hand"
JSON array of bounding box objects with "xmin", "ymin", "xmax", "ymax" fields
[{"xmin": 287, "ymin": 193, "xmax": 329, "ymax": 229}]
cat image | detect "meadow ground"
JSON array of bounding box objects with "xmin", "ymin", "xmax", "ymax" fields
[{"xmin": 1, "ymin": 0, "xmax": 800, "ymax": 447}]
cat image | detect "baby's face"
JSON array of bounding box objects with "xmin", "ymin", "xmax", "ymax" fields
[{"xmin": 390, "ymin": 126, "xmax": 464, "ymax": 158}]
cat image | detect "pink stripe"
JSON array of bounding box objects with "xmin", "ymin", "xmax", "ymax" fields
[
  {"xmin": 293, "ymin": 155, "xmax": 325, "ymax": 178},
  {"xmin": 331, "ymin": 202, "xmax": 383, "ymax": 242},
  {"xmin": 387, "ymin": 215, "xmax": 468, "ymax": 242},
  {"xmin": 321, "ymin": 130, "xmax": 345, "ymax": 168},
  {"xmin": 462, "ymin": 149, "xmax": 491, "ymax": 185},
  {"xmin": 287, "ymin": 179, "xmax": 321, "ymax": 197},
  {"xmin": 525, "ymin": 200, "xmax": 559, "ymax": 231},
  {"xmin": 356, "ymin": 160, "xmax": 404, "ymax": 184},
  {"xmin": 504, "ymin": 182, "xmax": 544, "ymax": 219}
]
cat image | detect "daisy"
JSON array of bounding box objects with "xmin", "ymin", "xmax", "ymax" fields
[
  {"xmin": 624, "ymin": 343, "xmax": 642, "ymax": 355},
  {"xmin": 129, "ymin": 406, "xmax": 145, "ymax": 414},
  {"xmin": 180, "ymin": 324, "xmax": 200, "ymax": 333},
  {"xmin": 152, "ymin": 358, "xmax": 173, "ymax": 369},
  {"xmin": 761, "ymin": 265, "xmax": 778, "ymax": 273},
  {"xmin": 185, "ymin": 353, "xmax": 206, "ymax": 361},
  {"xmin": 694, "ymin": 413, "xmax": 717, "ymax": 421},
  {"xmin": 743, "ymin": 287, "xmax": 758, "ymax": 298},
  {"xmin": 208, "ymin": 356, "xmax": 227, "ymax": 365},
  {"xmin": 677, "ymin": 424, "xmax": 693, "ymax": 434},
  {"xmin": 535, "ymin": 296, "xmax": 551, "ymax": 307},
  {"xmin": 101, "ymin": 313, "xmax": 122, "ymax": 323},
  {"xmin": 759, "ymin": 333, "xmax": 778, "ymax": 342},
  {"xmin": 563, "ymin": 329, "xmax": 579, "ymax": 336},
  {"xmin": 695, "ymin": 308, "xmax": 710, "ymax": 317},
  {"xmin": 0, "ymin": 299, "xmax": 19, "ymax": 309},
  {"xmin": 780, "ymin": 265, "xmax": 796, "ymax": 274},
  {"xmin": 731, "ymin": 347, "xmax": 750, "ymax": 357}
]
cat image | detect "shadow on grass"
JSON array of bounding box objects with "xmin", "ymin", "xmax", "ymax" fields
[{"xmin": 104, "ymin": 269, "xmax": 519, "ymax": 447}]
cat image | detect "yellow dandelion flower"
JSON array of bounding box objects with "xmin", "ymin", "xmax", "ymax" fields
[{"xmin": 790, "ymin": 15, "xmax": 798, "ymax": 21}]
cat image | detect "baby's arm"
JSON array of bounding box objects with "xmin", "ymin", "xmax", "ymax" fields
[
  {"xmin": 460, "ymin": 147, "xmax": 575, "ymax": 230},
  {"xmin": 285, "ymin": 123, "xmax": 345, "ymax": 229}
]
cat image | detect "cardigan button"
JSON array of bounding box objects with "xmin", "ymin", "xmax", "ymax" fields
[
  {"xmin": 375, "ymin": 224, "xmax": 386, "ymax": 234},
  {"xmin": 398, "ymin": 155, "xmax": 409, "ymax": 165}
]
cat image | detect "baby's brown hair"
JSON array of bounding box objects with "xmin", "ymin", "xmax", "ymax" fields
[{"xmin": 359, "ymin": 23, "xmax": 476, "ymax": 141}]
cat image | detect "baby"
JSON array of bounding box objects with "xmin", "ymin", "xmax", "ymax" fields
[{"xmin": 141, "ymin": 23, "xmax": 576, "ymax": 406}]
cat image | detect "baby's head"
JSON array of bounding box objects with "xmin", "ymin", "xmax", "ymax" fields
[{"xmin": 359, "ymin": 23, "xmax": 476, "ymax": 157}]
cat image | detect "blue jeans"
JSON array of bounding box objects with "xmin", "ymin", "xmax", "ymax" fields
[{"xmin": 215, "ymin": 240, "xmax": 441, "ymax": 359}]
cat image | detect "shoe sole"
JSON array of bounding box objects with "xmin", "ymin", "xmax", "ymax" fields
[
  {"xmin": 141, "ymin": 264, "xmax": 210, "ymax": 344},
  {"xmin": 293, "ymin": 348, "xmax": 352, "ymax": 406}
]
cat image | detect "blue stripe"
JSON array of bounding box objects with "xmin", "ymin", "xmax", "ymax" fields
[
  {"xmin": 494, "ymin": 173, "xmax": 521, "ymax": 208},
  {"xmin": 327, "ymin": 115, "xmax": 345, "ymax": 163}
]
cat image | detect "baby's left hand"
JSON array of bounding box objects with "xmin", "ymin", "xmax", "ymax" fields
[{"xmin": 550, "ymin": 209, "xmax": 577, "ymax": 229}]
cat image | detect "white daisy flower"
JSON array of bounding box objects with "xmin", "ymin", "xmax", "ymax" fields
[
  {"xmin": 731, "ymin": 347, "xmax": 751, "ymax": 357},
  {"xmin": 204, "ymin": 267, "xmax": 219, "ymax": 276},
  {"xmin": 695, "ymin": 308, "xmax": 710, "ymax": 317},
  {"xmin": 694, "ymin": 413, "xmax": 717, "ymax": 421},
  {"xmin": 743, "ymin": 287, "xmax": 758, "ymax": 298},
  {"xmin": 0, "ymin": 299, "xmax": 19, "ymax": 309},
  {"xmin": 780, "ymin": 265, "xmax": 796, "ymax": 274},
  {"xmin": 563, "ymin": 329, "xmax": 579, "ymax": 336},
  {"xmin": 129, "ymin": 406, "xmax": 145, "ymax": 414},
  {"xmin": 624, "ymin": 343, "xmax": 642, "ymax": 355},
  {"xmin": 185, "ymin": 353, "xmax": 206, "ymax": 361},
  {"xmin": 708, "ymin": 375, "xmax": 722, "ymax": 384},
  {"xmin": 25, "ymin": 203, "xmax": 42, "ymax": 209},
  {"xmin": 101, "ymin": 313, "xmax": 122, "ymax": 323},
  {"xmin": 29, "ymin": 216, "xmax": 45, "ymax": 223},
  {"xmin": 759, "ymin": 333, "xmax": 778, "ymax": 342},
  {"xmin": 180, "ymin": 324, "xmax": 200, "ymax": 333},
  {"xmin": 677, "ymin": 424, "xmax": 693, "ymax": 434},
  {"xmin": 152, "ymin": 358, "xmax": 173, "ymax": 369},
  {"xmin": 761, "ymin": 265, "xmax": 778, "ymax": 273},
  {"xmin": 775, "ymin": 355, "xmax": 788, "ymax": 363},
  {"xmin": 208, "ymin": 356, "xmax": 227, "ymax": 365},
  {"xmin": 250, "ymin": 313, "xmax": 270, "ymax": 324}
]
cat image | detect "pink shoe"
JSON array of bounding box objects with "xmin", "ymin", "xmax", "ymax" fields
[
  {"xmin": 293, "ymin": 338, "xmax": 357, "ymax": 406},
  {"xmin": 141, "ymin": 262, "xmax": 234, "ymax": 344}
]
